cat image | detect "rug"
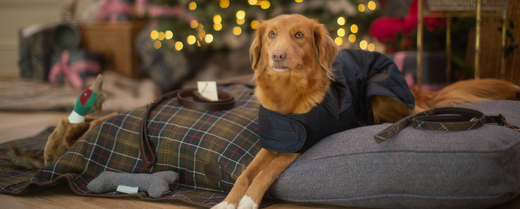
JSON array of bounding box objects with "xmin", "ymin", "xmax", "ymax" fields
[
  {"xmin": 0, "ymin": 71, "xmax": 161, "ymax": 113},
  {"xmin": 0, "ymin": 127, "xmax": 234, "ymax": 208},
  {"xmin": 0, "ymin": 84, "xmax": 268, "ymax": 208}
]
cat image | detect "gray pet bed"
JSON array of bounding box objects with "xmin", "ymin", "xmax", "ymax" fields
[{"xmin": 271, "ymin": 100, "xmax": 520, "ymax": 209}]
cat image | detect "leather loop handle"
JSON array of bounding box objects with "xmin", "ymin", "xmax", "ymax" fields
[
  {"xmin": 177, "ymin": 89, "xmax": 235, "ymax": 112},
  {"xmin": 374, "ymin": 107, "xmax": 519, "ymax": 144},
  {"xmin": 140, "ymin": 89, "xmax": 235, "ymax": 168}
]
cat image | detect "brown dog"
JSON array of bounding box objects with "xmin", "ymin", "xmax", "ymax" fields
[{"xmin": 212, "ymin": 14, "xmax": 520, "ymax": 209}]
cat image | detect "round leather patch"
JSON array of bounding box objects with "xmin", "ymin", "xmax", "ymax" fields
[{"xmin": 204, "ymin": 164, "xmax": 223, "ymax": 182}]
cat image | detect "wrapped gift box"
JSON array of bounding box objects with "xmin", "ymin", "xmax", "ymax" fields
[{"xmin": 18, "ymin": 24, "xmax": 55, "ymax": 81}]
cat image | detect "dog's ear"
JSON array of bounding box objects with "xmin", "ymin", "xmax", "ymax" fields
[
  {"xmin": 314, "ymin": 23, "xmax": 339, "ymax": 72},
  {"xmin": 250, "ymin": 21, "xmax": 266, "ymax": 71}
]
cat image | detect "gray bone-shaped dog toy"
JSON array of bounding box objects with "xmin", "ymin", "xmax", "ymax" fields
[{"xmin": 87, "ymin": 170, "xmax": 179, "ymax": 198}]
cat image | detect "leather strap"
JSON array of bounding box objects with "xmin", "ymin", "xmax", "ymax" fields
[
  {"xmin": 178, "ymin": 89, "xmax": 235, "ymax": 112},
  {"xmin": 139, "ymin": 89, "xmax": 235, "ymax": 168},
  {"xmin": 374, "ymin": 107, "xmax": 520, "ymax": 144}
]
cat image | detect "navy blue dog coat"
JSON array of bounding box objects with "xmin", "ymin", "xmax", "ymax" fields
[{"xmin": 258, "ymin": 49, "xmax": 415, "ymax": 153}]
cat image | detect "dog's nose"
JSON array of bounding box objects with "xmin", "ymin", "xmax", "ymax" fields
[{"xmin": 272, "ymin": 50, "xmax": 286, "ymax": 62}]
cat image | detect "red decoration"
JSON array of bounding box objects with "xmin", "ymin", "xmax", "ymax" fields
[
  {"xmin": 48, "ymin": 50, "xmax": 101, "ymax": 89},
  {"xmin": 369, "ymin": 0, "xmax": 446, "ymax": 43},
  {"xmin": 80, "ymin": 89, "xmax": 93, "ymax": 106}
]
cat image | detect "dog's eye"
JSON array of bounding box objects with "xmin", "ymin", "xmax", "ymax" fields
[
  {"xmin": 269, "ymin": 31, "xmax": 275, "ymax": 38},
  {"xmin": 295, "ymin": 32, "xmax": 303, "ymax": 39}
]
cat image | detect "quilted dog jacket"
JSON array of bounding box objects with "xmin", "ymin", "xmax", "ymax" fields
[{"xmin": 258, "ymin": 49, "xmax": 415, "ymax": 153}]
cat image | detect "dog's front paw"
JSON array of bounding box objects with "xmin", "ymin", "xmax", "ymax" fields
[
  {"xmin": 212, "ymin": 201, "xmax": 236, "ymax": 209},
  {"xmin": 238, "ymin": 196, "xmax": 258, "ymax": 209}
]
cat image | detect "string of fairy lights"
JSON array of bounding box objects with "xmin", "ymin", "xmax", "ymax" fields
[
  {"xmin": 334, "ymin": 0, "xmax": 378, "ymax": 51},
  {"xmin": 149, "ymin": 0, "xmax": 379, "ymax": 52}
]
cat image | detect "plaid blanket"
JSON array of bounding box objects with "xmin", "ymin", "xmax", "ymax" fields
[{"xmin": 0, "ymin": 84, "xmax": 261, "ymax": 208}]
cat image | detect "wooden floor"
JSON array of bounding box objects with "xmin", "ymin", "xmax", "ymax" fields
[
  {"xmin": 0, "ymin": 111, "xmax": 351, "ymax": 209},
  {"xmin": 0, "ymin": 111, "xmax": 69, "ymax": 143}
]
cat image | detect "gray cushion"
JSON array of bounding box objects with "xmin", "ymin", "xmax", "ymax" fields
[{"xmin": 271, "ymin": 100, "xmax": 520, "ymax": 209}]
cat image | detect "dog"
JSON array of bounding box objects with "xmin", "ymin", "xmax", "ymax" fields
[{"xmin": 212, "ymin": 14, "xmax": 520, "ymax": 209}]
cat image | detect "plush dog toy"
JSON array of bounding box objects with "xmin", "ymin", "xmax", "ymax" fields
[
  {"xmin": 67, "ymin": 74, "xmax": 107, "ymax": 123},
  {"xmin": 7, "ymin": 75, "xmax": 116, "ymax": 169},
  {"xmin": 44, "ymin": 74, "xmax": 117, "ymax": 165},
  {"xmin": 87, "ymin": 171, "xmax": 179, "ymax": 198}
]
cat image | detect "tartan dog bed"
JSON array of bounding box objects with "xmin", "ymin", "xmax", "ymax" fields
[{"xmin": 0, "ymin": 84, "xmax": 261, "ymax": 208}]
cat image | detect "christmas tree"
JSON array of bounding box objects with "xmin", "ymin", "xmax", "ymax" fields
[
  {"xmin": 145, "ymin": 0, "xmax": 381, "ymax": 52},
  {"xmin": 135, "ymin": 0, "xmax": 382, "ymax": 93}
]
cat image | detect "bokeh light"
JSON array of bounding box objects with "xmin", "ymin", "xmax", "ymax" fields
[
  {"xmin": 358, "ymin": 4, "xmax": 365, "ymax": 12},
  {"xmin": 236, "ymin": 10, "xmax": 246, "ymax": 19},
  {"xmin": 368, "ymin": 1, "xmax": 376, "ymax": 10},
  {"xmin": 154, "ymin": 40, "xmax": 161, "ymax": 49},
  {"xmin": 205, "ymin": 34, "xmax": 214, "ymax": 43},
  {"xmin": 337, "ymin": 28, "xmax": 345, "ymax": 37},
  {"xmin": 188, "ymin": 2, "xmax": 197, "ymax": 10},
  {"xmin": 150, "ymin": 30, "xmax": 158, "ymax": 40},
  {"xmin": 214, "ymin": 23, "xmax": 223, "ymax": 31},
  {"xmin": 175, "ymin": 41, "xmax": 183, "ymax": 51},
  {"xmin": 233, "ymin": 26, "xmax": 242, "ymax": 35},
  {"xmin": 335, "ymin": 37, "xmax": 343, "ymax": 45},
  {"xmin": 337, "ymin": 17, "xmax": 345, "ymax": 26},
  {"xmin": 213, "ymin": 15, "xmax": 222, "ymax": 24},
  {"xmin": 190, "ymin": 20, "xmax": 198, "ymax": 29},
  {"xmin": 158, "ymin": 32, "xmax": 165, "ymax": 40},
  {"xmin": 348, "ymin": 34, "xmax": 356, "ymax": 43},
  {"xmin": 251, "ymin": 20, "xmax": 260, "ymax": 29},
  {"xmin": 165, "ymin": 30, "xmax": 173, "ymax": 40},
  {"xmin": 260, "ymin": 0, "xmax": 270, "ymax": 9},
  {"xmin": 220, "ymin": 0, "xmax": 229, "ymax": 8},
  {"xmin": 187, "ymin": 35, "xmax": 196, "ymax": 45},
  {"xmin": 350, "ymin": 24, "xmax": 358, "ymax": 33},
  {"xmin": 368, "ymin": 43, "xmax": 375, "ymax": 51},
  {"xmin": 360, "ymin": 40, "xmax": 368, "ymax": 50}
]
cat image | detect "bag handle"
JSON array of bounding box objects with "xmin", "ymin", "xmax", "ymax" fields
[
  {"xmin": 140, "ymin": 89, "xmax": 235, "ymax": 168},
  {"xmin": 374, "ymin": 107, "xmax": 520, "ymax": 144}
]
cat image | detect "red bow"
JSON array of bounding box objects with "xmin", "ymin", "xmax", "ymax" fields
[{"xmin": 48, "ymin": 50, "xmax": 101, "ymax": 89}]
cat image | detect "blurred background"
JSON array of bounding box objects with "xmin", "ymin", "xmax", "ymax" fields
[{"xmin": 0, "ymin": 0, "xmax": 518, "ymax": 100}]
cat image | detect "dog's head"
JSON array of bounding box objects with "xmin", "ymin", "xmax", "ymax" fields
[{"xmin": 250, "ymin": 14, "xmax": 339, "ymax": 77}]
